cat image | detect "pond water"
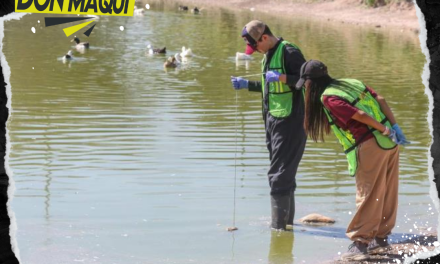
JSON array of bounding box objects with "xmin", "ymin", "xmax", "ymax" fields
[{"xmin": 3, "ymin": 2, "xmax": 436, "ymax": 263}]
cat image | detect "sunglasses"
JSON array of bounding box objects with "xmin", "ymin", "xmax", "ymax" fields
[{"xmin": 241, "ymin": 26, "xmax": 268, "ymax": 49}]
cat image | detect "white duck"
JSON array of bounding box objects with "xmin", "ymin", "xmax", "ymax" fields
[
  {"xmin": 134, "ymin": 6, "xmax": 145, "ymax": 16},
  {"xmin": 181, "ymin": 46, "xmax": 193, "ymax": 58},
  {"xmin": 175, "ymin": 53, "xmax": 184, "ymax": 63},
  {"xmin": 71, "ymin": 37, "xmax": 89, "ymax": 50},
  {"xmin": 63, "ymin": 50, "xmax": 73, "ymax": 61},
  {"xmin": 236, "ymin": 52, "xmax": 252, "ymax": 61}
]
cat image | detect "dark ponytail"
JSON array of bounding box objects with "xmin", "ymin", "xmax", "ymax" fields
[{"xmin": 304, "ymin": 75, "xmax": 333, "ymax": 142}]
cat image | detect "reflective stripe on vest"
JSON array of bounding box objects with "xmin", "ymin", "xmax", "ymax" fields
[
  {"xmin": 320, "ymin": 79, "xmax": 397, "ymax": 176},
  {"xmin": 261, "ymin": 40, "xmax": 301, "ymax": 118}
]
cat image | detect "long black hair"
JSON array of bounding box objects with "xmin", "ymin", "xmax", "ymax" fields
[{"xmin": 304, "ymin": 75, "xmax": 334, "ymax": 142}]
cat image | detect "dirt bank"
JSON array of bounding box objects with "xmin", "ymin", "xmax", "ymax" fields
[{"xmin": 153, "ymin": 0, "xmax": 419, "ymax": 34}]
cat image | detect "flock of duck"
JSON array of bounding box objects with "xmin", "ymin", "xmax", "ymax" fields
[
  {"xmin": 133, "ymin": 4, "xmax": 200, "ymax": 16},
  {"xmin": 63, "ymin": 39, "xmax": 251, "ymax": 69},
  {"xmin": 62, "ymin": 5, "xmax": 252, "ymax": 68},
  {"xmin": 149, "ymin": 5, "xmax": 200, "ymax": 68},
  {"xmin": 62, "ymin": 36, "xmax": 194, "ymax": 69},
  {"xmin": 162, "ymin": 46, "xmax": 194, "ymax": 68},
  {"xmin": 62, "ymin": 37, "xmax": 89, "ymax": 61},
  {"xmin": 178, "ymin": 5, "xmax": 200, "ymax": 14},
  {"xmin": 145, "ymin": 44, "xmax": 192, "ymax": 68}
]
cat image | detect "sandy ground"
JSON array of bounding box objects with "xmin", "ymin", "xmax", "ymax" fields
[{"xmin": 152, "ymin": 0, "xmax": 419, "ymax": 34}]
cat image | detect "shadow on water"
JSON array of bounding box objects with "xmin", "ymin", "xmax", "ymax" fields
[{"xmin": 293, "ymin": 223, "xmax": 431, "ymax": 243}]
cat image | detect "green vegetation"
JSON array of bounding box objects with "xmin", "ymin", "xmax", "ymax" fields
[{"xmin": 361, "ymin": 0, "xmax": 412, "ymax": 7}]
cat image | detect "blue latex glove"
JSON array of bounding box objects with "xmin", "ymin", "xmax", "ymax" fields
[
  {"xmin": 265, "ymin": 71, "xmax": 281, "ymax": 83},
  {"xmin": 388, "ymin": 128, "xmax": 398, "ymax": 143},
  {"xmin": 392, "ymin": 124, "xmax": 410, "ymax": 145},
  {"xmin": 231, "ymin": 76, "xmax": 249, "ymax": 90}
]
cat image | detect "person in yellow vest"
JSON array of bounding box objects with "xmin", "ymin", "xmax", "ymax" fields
[
  {"xmin": 230, "ymin": 20, "xmax": 307, "ymax": 230},
  {"xmin": 295, "ymin": 60, "xmax": 409, "ymax": 261}
]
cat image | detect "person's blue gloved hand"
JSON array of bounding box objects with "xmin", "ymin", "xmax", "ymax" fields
[
  {"xmin": 392, "ymin": 123, "xmax": 410, "ymax": 145},
  {"xmin": 265, "ymin": 71, "xmax": 281, "ymax": 83},
  {"xmin": 388, "ymin": 128, "xmax": 398, "ymax": 144},
  {"xmin": 231, "ymin": 76, "xmax": 249, "ymax": 90}
]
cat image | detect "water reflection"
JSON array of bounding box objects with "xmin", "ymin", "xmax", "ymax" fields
[
  {"xmin": 268, "ymin": 230, "xmax": 294, "ymax": 264},
  {"xmin": 235, "ymin": 59, "xmax": 250, "ymax": 70},
  {"xmin": 43, "ymin": 134, "xmax": 53, "ymax": 221}
]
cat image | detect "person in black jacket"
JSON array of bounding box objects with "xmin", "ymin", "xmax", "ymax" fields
[{"xmin": 231, "ymin": 20, "xmax": 307, "ymax": 230}]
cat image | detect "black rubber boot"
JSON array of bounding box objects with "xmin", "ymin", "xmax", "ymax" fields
[
  {"xmin": 270, "ymin": 194, "xmax": 291, "ymax": 230},
  {"xmin": 287, "ymin": 190, "xmax": 295, "ymax": 226}
]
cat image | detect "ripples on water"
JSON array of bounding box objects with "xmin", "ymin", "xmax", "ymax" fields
[{"xmin": 4, "ymin": 4, "xmax": 434, "ymax": 264}]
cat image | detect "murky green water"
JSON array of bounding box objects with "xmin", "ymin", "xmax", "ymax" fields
[{"xmin": 3, "ymin": 3, "xmax": 435, "ymax": 263}]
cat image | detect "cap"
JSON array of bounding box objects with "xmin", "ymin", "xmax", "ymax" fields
[
  {"xmin": 241, "ymin": 20, "xmax": 267, "ymax": 55},
  {"xmin": 295, "ymin": 60, "xmax": 329, "ymax": 90}
]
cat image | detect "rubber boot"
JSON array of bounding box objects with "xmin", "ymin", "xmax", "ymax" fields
[
  {"xmin": 287, "ymin": 190, "xmax": 295, "ymax": 226},
  {"xmin": 270, "ymin": 194, "xmax": 291, "ymax": 230}
]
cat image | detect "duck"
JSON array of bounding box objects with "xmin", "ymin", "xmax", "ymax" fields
[
  {"xmin": 181, "ymin": 46, "xmax": 193, "ymax": 57},
  {"xmin": 134, "ymin": 6, "xmax": 144, "ymax": 16},
  {"xmin": 174, "ymin": 52, "xmax": 183, "ymax": 62},
  {"xmin": 62, "ymin": 50, "xmax": 73, "ymax": 63},
  {"xmin": 191, "ymin": 7, "xmax": 199, "ymax": 14},
  {"xmin": 178, "ymin": 5, "xmax": 188, "ymax": 11},
  {"xmin": 236, "ymin": 52, "xmax": 252, "ymax": 61},
  {"xmin": 147, "ymin": 45, "xmax": 166, "ymax": 54},
  {"xmin": 164, "ymin": 56, "xmax": 180, "ymax": 68},
  {"xmin": 63, "ymin": 50, "xmax": 73, "ymax": 59},
  {"xmin": 71, "ymin": 37, "xmax": 89, "ymax": 49}
]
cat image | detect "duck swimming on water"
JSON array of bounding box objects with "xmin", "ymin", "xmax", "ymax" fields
[
  {"xmin": 181, "ymin": 46, "xmax": 193, "ymax": 57},
  {"xmin": 63, "ymin": 50, "xmax": 73, "ymax": 60},
  {"xmin": 71, "ymin": 37, "xmax": 89, "ymax": 49},
  {"xmin": 164, "ymin": 56, "xmax": 180, "ymax": 68},
  {"xmin": 62, "ymin": 50, "xmax": 73, "ymax": 63},
  {"xmin": 134, "ymin": 6, "xmax": 145, "ymax": 16},
  {"xmin": 191, "ymin": 7, "xmax": 199, "ymax": 14},
  {"xmin": 147, "ymin": 45, "xmax": 166, "ymax": 54}
]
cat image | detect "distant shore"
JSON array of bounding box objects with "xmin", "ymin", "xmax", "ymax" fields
[{"xmin": 147, "ymin": 0, "xmax": 420, "ymax": 34}]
